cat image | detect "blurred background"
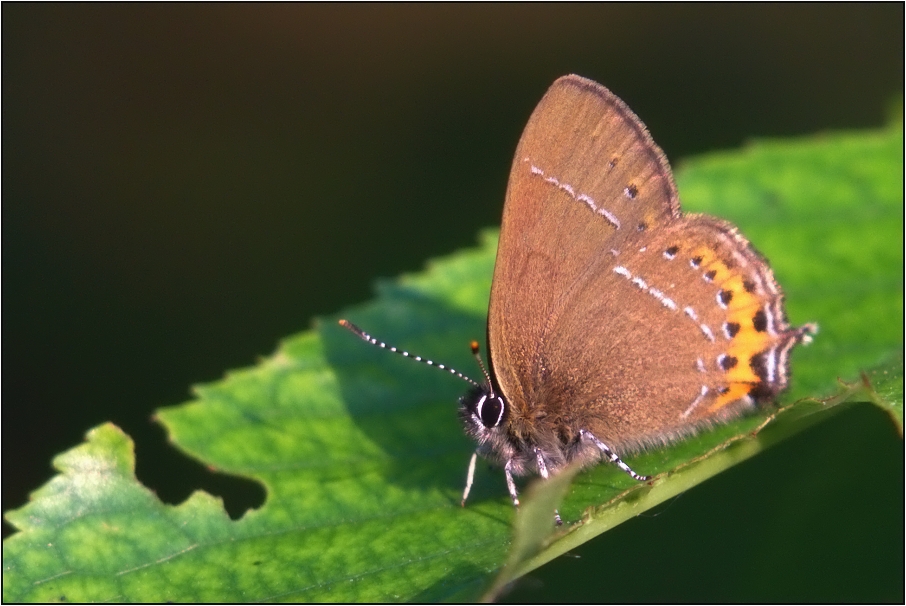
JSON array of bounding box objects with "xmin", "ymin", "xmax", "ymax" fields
[{"xmin": 4, "ymin": 4, "xmax": 902, "ymax": 601}]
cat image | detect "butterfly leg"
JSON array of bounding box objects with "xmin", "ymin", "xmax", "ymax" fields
[
  {"xmin": 534, "ymin": 447, "xmax": 563, "ymax": 526},
  {"xmin": 504, "ymin": 459, "xmax": 520, "ymax": 507},
  {"xmin": 461, "ymin": 451, "xmax": 479, "ymax": 506},
  {"xmin": 579, "ymin": 429, "xmax": 651, "ymax": 481}
]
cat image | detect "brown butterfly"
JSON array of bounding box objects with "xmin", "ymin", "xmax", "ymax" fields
[{"xmin": 342, "ymin": 74, "xmax": 814, "ymax": 522}]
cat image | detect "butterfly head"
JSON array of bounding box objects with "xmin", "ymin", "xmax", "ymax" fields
[{"xmin": 458, "ymin": 385, "xmax": 508, "ymax": 443}]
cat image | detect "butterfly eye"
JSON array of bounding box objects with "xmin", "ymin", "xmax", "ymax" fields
[{"xmin": 476, "ymin": 395, "xmax": 505, "ymax": 428}]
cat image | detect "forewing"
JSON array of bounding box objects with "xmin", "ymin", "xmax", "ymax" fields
[{"xmin": 488, "ymin": 75, "xmax": 681, "ymax": 417}]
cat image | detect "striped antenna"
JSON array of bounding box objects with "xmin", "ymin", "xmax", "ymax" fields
[
  {"xmin": 469, "ymin": 340, "xmax": 496, "ymax": 395},
  {"xmin": 338, "ymin": 319, "xmax": 482, "ymax": 388}
]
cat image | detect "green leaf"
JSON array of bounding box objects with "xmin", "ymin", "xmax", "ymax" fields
[{"xmin": 4, "ymin": 121, "xmax": 902, "ymax": 602}]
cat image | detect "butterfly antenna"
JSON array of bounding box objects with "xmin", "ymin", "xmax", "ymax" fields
[
  {"xmin": 338, "ymin": 319, "xmax": 482, "ymax": 388},
  {"xmin": 469, "ymin": 340, "xmax": 496, "ymax": 395}
]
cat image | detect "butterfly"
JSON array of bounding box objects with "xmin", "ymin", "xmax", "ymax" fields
[{"xmin": 342, "ymin": 75, "xmax": 814, "ymax": 523}]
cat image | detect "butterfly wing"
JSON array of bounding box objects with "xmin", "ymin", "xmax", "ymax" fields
[{"xmin": 488, "ymin": 75, "xmax": 810, "ymax": 454}]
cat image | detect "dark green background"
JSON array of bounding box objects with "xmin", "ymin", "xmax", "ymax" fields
[{"xmin": 4, "ymin": 5, "xmax": 903, "ymax": 601}]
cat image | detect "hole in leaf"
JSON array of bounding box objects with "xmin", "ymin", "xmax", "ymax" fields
[{"xmin": 134, "ymin": 423, "xmax": 265, "ymax": 520}]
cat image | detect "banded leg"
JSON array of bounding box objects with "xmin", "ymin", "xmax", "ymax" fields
[
  {"xmin": 580, "ymin": 429, "xmax": 651, "ymax": 481},
  {"xmin": 504, "ymin": 459, "xmax": 520, "ymax": 507},
  {"xmin": 534, "ymin": 447, "xmax": 563, "ymax": 526}
]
